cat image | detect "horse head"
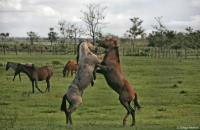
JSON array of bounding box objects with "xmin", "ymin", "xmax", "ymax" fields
[
  {"xmin": 85, "ymin": 41, "xmax": 97, "ymax": 53},
  {"xmin": 97, "ymin": 38, "xmax": 120, "ymax": 63},
  {"xmin": 97, "ymin": 38, "xmax": 119, "ymax": 49},
  {"xmin": 63, "ymin": 67, "xmax": 67, "ymax": 77},
  {"xmin": 77, "ymin": 40, "xmax": 97, "ymax": 63},
  {"xmin": 5, "ymin": 62, "xmax": 10, "ymax": 71}
]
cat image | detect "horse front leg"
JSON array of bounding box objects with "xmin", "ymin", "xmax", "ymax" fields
[
  {"xmin": 45, "ymin": 79, "xmax": 50, "ymax": 92},
  {"xmin": 96, "ymin": 64, "xmax": 109, "ymax": 71},
  {"xmin": 13, "ymin": 75, "xmax": 16, "ymax": 81},
  {"xmin": 32, "ymin": 80, "xmax": 35, "ymax": 93},
  {"xmin": 19, "ymin": 73, "xmax": 21, "ymax": 82},
  {"xmin": 13, "ymin": 72, "xmax": 18, "ymax": 81},
  {"xmin": 71, "ymin": 70, "xmax": 73, "ymax": 77},
  {"xmin": 67, "ymin": 70, "xmax": 70, "ymax": 77},
  {"xmin": 35, "ymin": 80, "xmax": 44, "ymax": 93}
]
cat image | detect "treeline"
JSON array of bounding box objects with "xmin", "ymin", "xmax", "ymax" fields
[
  {"xmin": 0, "ymin": 4, "xmax": 200, "ymax": 50},
  {"xmin": 148, "ymin": 26, "xmax": 200, "ymax": 49}
]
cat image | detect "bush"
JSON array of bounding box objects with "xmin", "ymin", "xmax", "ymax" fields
[
  {"xmin": 52, "ymin": 60, "xmax": 62, "ymax": 66},
  {"xmin": 0, "ymin": 62, "xmax": 4, "ymax": 67}
]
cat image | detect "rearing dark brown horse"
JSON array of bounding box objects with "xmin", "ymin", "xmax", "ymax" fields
[{"xmin": 97, "ymin": 38, "xmax": 141, "ymax": 126}]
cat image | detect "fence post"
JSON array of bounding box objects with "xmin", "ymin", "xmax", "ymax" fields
[
  {"xmin": 30, "ymin": 48, "xmax": 32, "ymax": 55},
  {"xmin": 74, "ymin": 44, "xmax": 76, "ymax": 55},
  {"xmin": 184, "ymin": 49, "xmax": 187, "ymax": 59},
  {"xmin": 41, "ymin": 47, "xmax": 43, "ymax": 54},
  {"xmin": 52, "ymin": 46, "xmax": 54, "ymax": 55},
  {"xmin": 15, "ymin": 45, "xmax": 18, "ymax": 55},
  {"xmin": 3, "ymin": 46, "xmax": 6, "ymax": 55}
]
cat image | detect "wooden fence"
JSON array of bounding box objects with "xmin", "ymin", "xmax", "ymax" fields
[
  {"xmin": 120, "ymin": 47, "xmax": 200, "ymax": 59},
  {"xmin": 1, "ymin": 45, "xmax": 200, "ymax": 59}
]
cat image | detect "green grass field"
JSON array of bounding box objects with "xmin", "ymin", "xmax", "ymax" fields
[{"xmin": 0, "ymin": 54, "xmax": 200, "ymax": 130}]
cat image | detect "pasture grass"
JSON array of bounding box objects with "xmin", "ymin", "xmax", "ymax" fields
[{"xmin": 0, "ymin": 54, "xmax": 200, "ymax": 130}]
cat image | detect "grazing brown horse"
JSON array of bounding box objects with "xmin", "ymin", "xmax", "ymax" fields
[
  {"xmin": 15, "ymin": 64, "xmax": 54, "ymax": 93},
  {"xmin": 61, "ymin": 40, "xmax": 107, "ymax": 125},
  {"xmin": 63, "ymin": 60, "xmax": 77, "ymax": 77},
  {"xmin": 97, "ymin": 38, "xmax": 141, "ymax": 126}
]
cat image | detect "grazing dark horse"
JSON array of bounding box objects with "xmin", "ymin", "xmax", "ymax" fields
[
  {"xmin": 15, "ymin": 64, "xmax": 54, "ymax": 93},
  {"xmin": 63, "ymin": 60, "xmax": 77, "ymax": 77},
  {"xmin": 6, "ymin": 62, "xmax": 32, "ymax": 81},
  {"xmin": 61, "ymin": 40, "xmax": 107, "ymax": 125},
  {"xmin": 97, "ymin": 38, "xmax": 141, "ymax": 126}
]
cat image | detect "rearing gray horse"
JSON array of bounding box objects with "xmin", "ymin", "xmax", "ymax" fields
[{"xmin": 61, "ymin": 40, "xmax": 107, "ymax": 125}]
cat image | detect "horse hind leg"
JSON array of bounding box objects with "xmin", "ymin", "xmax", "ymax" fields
[
  {"xmin": 133, "ymin": 93, "xmax": 141, "ymax": 110},
  {"xmin": 119, "ymin": 97, "xmax": 135, "ymax": 126},
  {"xmin": 35, "ymin": 81, "xmax": 44, "ymax": 93},
  {"xmin": 129, "ymin": 105, "xmax": 136, "ymax": 126},
  {"xmin": 67, "ymin": 97, "xmax": 82, "ymax": 125},
  {"xmin": 123, "ymin": 111, "xmax": 130, "ymax": 126},
  {"xmin": 67, "ymin": 103, "xmax": 81, "ymax": 125},
  {"xmin": 61, "ymin": 94, "xmax": 69, "ymax": 124}
]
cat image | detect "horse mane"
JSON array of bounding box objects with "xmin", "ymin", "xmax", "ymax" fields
[
  {"xmin": 115, "ymin": 47, "xmax": 120, "ymax": 63},
  {"xmin": 76, "ymin": 42, "xmax": 81, "ymax": 63},
  {"xmin": 17, "ymin": 64, "xmax": 35, "ymax": 80},
  {"xmin": 108, "ymin": 37, "xmax": 120, "ymax": 63},
  {"xmin": 76, "ymin": 40, "xmax": 90, "ymax": 63}
]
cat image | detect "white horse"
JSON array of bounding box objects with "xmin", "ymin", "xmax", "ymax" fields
[{"xmin": 61, "ymin": 40, "xmax": 107, "ymax": 125}]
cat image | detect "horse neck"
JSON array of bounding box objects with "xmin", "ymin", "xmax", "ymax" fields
[
  {"xmin": 8, "ymin": 62, "xmax": 18, "ymax": 70},
  {"xmin": 21, "ymin": 67, "xmax": 34, "ymax": 80},
  {"xmin": 81, "ymin": 43, "xmax": 89, "ymax": 56},
  {"xmin": 78, "ymin": 43, "xmax": 90, "ymax": 63},
  {"xmin": 105, "ymin": 48, "xmax": 120, "ymax": 63},
  {"xmin": 63, "ymin": 65, "xmax": 67, "ymax": 73}
]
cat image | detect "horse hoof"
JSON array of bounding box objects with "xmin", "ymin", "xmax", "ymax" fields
[
  {"xmin": 130, "ymin": 123, "xmax": 135, "ymax": 127},
  {"xmin": 123, "ymin": 122, "xmax": 126, "ymax": 126}
]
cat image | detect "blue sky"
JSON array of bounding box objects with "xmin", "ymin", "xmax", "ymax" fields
[{"xmin": 0, "ymin": 0, "xmax": 200, "ymax": 37}]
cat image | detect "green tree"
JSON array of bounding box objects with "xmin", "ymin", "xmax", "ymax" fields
[
  {"xmin": 148, "ymin": 17, "xmax": 168, "ymax": 47},
  {"xmin": 67, "ymin": 24, "xmax": 84, "ymax": 44},
  {"xmin": 127, "ymin": 17, "xmax": 145, "ymax": 48},
  {"xmin": 58, "ymin": 20, "xmax": 68, "ymax": 43},
  {"xmin": 48, "ymin": 27, "xmax": 58, "ymax": 46},
  {"xmin": 185, "ymin": 27, "xmax": 200, "ymax": 49},
  {"xmin": 27, "ymin": 31, "xmax": 39, "ymax": 45},
  {"xmin": 0, "ymin": 33, "xmax": 9, "ymax": 41},
  {"xmin": 81, "ymin": 3, "xmax": 106, "ymax": 44}
]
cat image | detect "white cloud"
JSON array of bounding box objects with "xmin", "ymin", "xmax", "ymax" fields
[
  {"xmin": 0, "ymin": 0, "xmax": 200, "ymax": 37},
  {"xmin": 0, "ymin": 0, "xmax": 22, "ymax": 10},
  {"xmin": 37, "ymin": 6, "xmax": 60, "ymax": 17},
  {"xmin": 169, "ymin": 15, "xmax": 200, "ymax": 29},
  {"xmin": 190, "ymin": 0, "xmax": 200, "ymax": 8}
]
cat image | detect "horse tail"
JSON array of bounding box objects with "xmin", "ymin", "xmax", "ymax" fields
[
  {"xmin": 61, "ymin": 94, "xmax": 67, "ymax": 112},
  {"xmin": 133, "ymin": 93, "xmax": 141, "ymax": 110}
]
